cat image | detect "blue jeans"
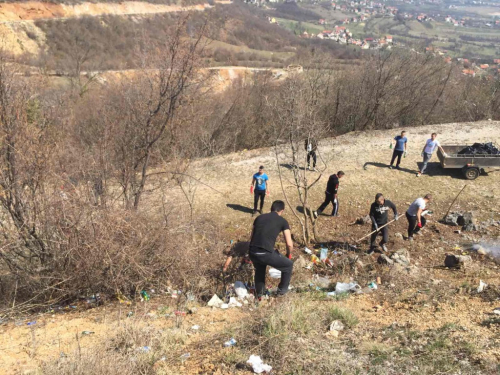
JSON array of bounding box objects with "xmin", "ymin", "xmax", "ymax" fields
[{"xmin": 421, "ymin": 152, "xmax": 432, "ymax": 173}]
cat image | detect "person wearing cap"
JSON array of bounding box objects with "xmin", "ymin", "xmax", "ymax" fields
[
  {"xmin": 313, "ymin": 171, "xmax": 345, "ymax": 218},
  {"xmin": 406, "ymin": 194, "xmax": 432, "ymax": 241},
  {"xmin": 369, "ymin": 193, "xmax": 398, "ymax": 252},
  {"xmin": 251, "ymin": 166, "xmax": 269, "ymax": 216}
]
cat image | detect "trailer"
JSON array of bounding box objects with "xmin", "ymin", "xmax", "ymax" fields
[{"xmin": 437, "ymin": 145, "xmax": 500, "ymax": 180}]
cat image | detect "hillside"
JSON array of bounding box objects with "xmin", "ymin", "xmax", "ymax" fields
[{"xmin": 1, "ymin": 121, "xmax": 499, "ymax": 374}]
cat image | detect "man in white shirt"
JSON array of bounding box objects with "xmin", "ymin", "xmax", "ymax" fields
[
  {"xmin": 405, "ymin": 194, "xmax": 432, "ymax": 241},
  {"xmin": 417, "ymin": 133, "xmax": 446, "ymax": 177}
]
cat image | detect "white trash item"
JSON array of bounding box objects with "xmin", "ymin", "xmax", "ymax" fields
[
  {"xmin": 227, "ymin": 297, "xmax": 242, "ymax": 308},
  {"xmin": 304, "ymin": 247, "xmax": 313, "ymax": 255},
  {"xmin": 234, "ymin": 281, "xmax": 248, "ymax": 299},
  {"xmin": 268, "ymin": 268, "xmax": 281, "ymax": 279},
  {"xmin": 477, "ymin": 280, "xmax": 488, "ymax": 293},
  {"xmin": 207, "ymin": 294, "xmax": 224, "ymax": 308},
  {"xmin": 247, "ymin": 355, "xmax": 272, "ymax": 374},
  {"xmin": 335, "ymin": 282, "xmax": 361, "ymax": 294}
]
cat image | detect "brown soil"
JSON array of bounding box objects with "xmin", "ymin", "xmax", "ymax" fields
[{"xmin": 1, "ymin": 121, "xmax": 500, "ymax": 374}]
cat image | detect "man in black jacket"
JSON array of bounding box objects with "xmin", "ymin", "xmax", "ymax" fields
[
  {"xmin": 304, "ymin": 138, "xmax": 318, "ymax": 170},
  {"xmin": 313, "ymin": 171, "xmax": 345, "ymax": 218},
  {"xmin": 369, "ymin": 193, "xmax": 398, "ymax": 252}
]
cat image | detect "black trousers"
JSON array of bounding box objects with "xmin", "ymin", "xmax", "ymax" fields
[
  {"xmin": 370, "ymin": 224, "xmax": 388, "ymax": 249},
  {"xmin": 249, "ymin": 249, "xmax": 293, "ymax": 297},
  {"xmin": 406, "ymin": 212, "xmax": 426, "ymax": 238},
  {"xmin": 254, "ymin": 190, "xmax": 265, "ymax": 212},
  {"xmin": 390, "ymin": 150, "xmax": 404, "ymax": 167},
  {"xmin": 307, "ymin": 151, "xmax": 317, "ymax": 167},
  {"xmin": 317, "ymin": 193, "xmax": 339, "ymax": 216}
]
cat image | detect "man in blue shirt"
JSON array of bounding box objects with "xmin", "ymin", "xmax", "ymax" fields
[
  {"xmin": 389, "ymin": 131, "xmax": 407, "ymax": 170},
  {"xmin": 251, "ymin": 166, "xmax": 269, "ymax": 216}
]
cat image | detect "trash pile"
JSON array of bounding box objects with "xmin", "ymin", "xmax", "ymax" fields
[
  {"xmin": 207, "ymin": 281, "xmax": 254, "ymax": 309},
  {"xmin": 458, "ymin": 142, "xmax": 500, "ymax": 155}
]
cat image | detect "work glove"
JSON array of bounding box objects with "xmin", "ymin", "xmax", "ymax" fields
[
  {"xmin": 250, "ymin": 186, "xmax": 254, "ymax": 194},
  {"xmin": 417, "ymin": 222, "xmax": 422, "ymax": 228},
  {"xmin": 389, "ymin": 143, "xmax": 393, "ymax": 149}
]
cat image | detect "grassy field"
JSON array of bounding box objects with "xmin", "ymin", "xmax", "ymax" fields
[{"xmin": 275, "ymin": 17, "xmax": 325, "ymax": 35}]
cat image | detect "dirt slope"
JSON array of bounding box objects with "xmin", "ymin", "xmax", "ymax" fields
[{"xmin": 1, "ymin": 121, "xmax": 499, "ymax": 374}]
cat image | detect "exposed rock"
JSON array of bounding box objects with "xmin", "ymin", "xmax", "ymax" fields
[
  {"xmin": 394, "ymin": 232, "xmax": 403, "ymax": 239},
  {"xmin": 355, "ymin": 215, "xmax": 371, "ymax": 225},
  {"xmin": 444, "ymin": 254, "xmax": 472, "ymax": 268},
  {"xmin": 391, "ymin": 249, "xmax": 411, "ymax": 266},
  {"xmin": 329, "ymin": 320, "xmax": 345, "ymax": 332},
  {"xmin": 378, "ymin": 254, "xmax": 394, "ymax": 265}
]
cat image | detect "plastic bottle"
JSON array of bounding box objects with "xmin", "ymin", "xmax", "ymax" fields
[
  {"xmin": 224, "ymin": 338, "xmax": 237, "ymax": 347},
  {"xmin": 320, "ymin": 248, "xmax": 328, "ymax": 260},
  {"xmin": 140, "ymin": 290, "xmax": 150, "ymax": 301},
  {"xmin": 390, "ymin": 143, "xmax": 393, "ymax": 149}
]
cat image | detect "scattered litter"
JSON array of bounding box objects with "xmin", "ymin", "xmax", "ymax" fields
[
  {"xmin": 320, "ymin": 248, "xmax": 328, "ymax": 260},
  {"xmin": 140, "ymin": 290, "xmax": 150, "ymax": 301},
  {"xmin": 27, "ymin": 321, "xmax": 36, "ymax": 326},
  {"xmin": 493, "ymin": 308, "xmax": 500, "ymax": 315},
  {"xmin": 127, "ymin": 311, "xmax": 134, "ymax": 318},
  {"xmin": 188, "ymin": 307, "xmax": 198, "ymax": 314},
  {"xmin": 180, "ymin": 353, "xmax": 191, "ymax": 359},
  {"xmin": 224, "ymin": 338, "xmax": 237, "ymax": 347},
  {"xmin": 304, "ymin": 247, "xmax": 313, "ymax": 255},
  {"xmin": 220, "ymin": 303, "xmax": 229, "ymax": 309},
  {"xmin": 174, "ymin": 311, "xmax": 186, "ymax": 316},
  {"xmin": 81, "ymin": 331, "xmax": 94, "ymax": 336},
  {"xmin": 207, "ymin": 294, "xmax": 224, "ymax": 308},
  {"xmin": 268, "ymin": 268, "xmax": 281, "ymax": 279},
  {"xmin": 368, "ymin": 282, "xmax": 378, "ymax": 290},
  {"xmin": 191, "ymin": 325, "xmax": 200, "ymax": 330},
  {"xmin": 137, "ymin": 346, "xmax": 151, "ymax": 353},
  {"xmin": 234, "ymin": 281, "xmax": 248, "ymax": 299},
  {"xmin": 477, "ymin": 280, "xmax": 488, "ymax": 293},
  {"xmin": 335, "ymin": 282, "xmax": 361, "ymax": 294},
  {"xmin": 326, "ymin": 291, "xmax": 337, "ymax": 297},
  {"xmin": 312, "ymin": 275, "xmax": 330, "ymax": 289},
  {"xmin": 227, "ymin": 297, "xmax": 242, "ymax": 308},
  {"xmin": 311, "ymin": 254, "xmax": 320, "ymax": 264},
  {"xmin": 247, "ymin": 355, "xmax": 272, "ymax": 374},
  {"xmin": 376, "ymin": 276, "xmax": 382, "ymax": 284}
]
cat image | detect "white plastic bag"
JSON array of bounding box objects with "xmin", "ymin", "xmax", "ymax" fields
[
  {"xmin": 477, "ymin": 280, "xmax": 487, "ymax": 293},
  {"xmin": 335, "ymin": 282, "xmax": 361, "ymax": 294},
  {"xmin": 234, "ymin": 281, "xmax": 248, "ymax": 299},
  {"xmin": 247, "ymin": 355, "xmax": 272, "ymax": 374},
  {"xmin": 228, "ymin": 297, "xmax": 242, "ymax": 308},
  {"xmin": 207, "ymin": 294, "xmax": 224, "ymax": 308},
  {"xmin": 269, "ymin": 268, "xmax": 281, "ymax": 279}
]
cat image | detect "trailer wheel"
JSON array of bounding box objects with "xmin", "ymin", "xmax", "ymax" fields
[{"xmin": 463, "ymin": 167, "xmax": 479, "ymax": 180}]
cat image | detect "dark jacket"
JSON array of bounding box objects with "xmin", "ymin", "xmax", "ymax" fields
[
  {"xmin": 369, "ymin": 197, "xmax": 397, "ymax": 227},
  {"xmin": 325, "ymin": 174, "xmax": 339, "ymax": 195},
  {"xmin": 304, "ymin": 138, "xmax": 318, "ymax": 152}
]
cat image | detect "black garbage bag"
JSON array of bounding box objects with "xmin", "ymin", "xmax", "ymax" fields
[{"xmin": 458, "ymin": 142, "xmax": 500, "ymax": 155}]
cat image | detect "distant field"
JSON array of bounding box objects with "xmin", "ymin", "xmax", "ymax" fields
[
  {"xmin": 458, "ymin": 6, "xmax": 500, "ymax": 17},
  {"xmin": 275, "ymin": 17, "xmax": 325, "ymax": 35}
]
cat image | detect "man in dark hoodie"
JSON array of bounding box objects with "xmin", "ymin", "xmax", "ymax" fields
[
  {"xmin": 369, "ymin": 193, "xmax": 398, "ymax": 252},
  {"xmin": 313, "ymin": 171, "xmax": 345, "ymax": 218}
]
